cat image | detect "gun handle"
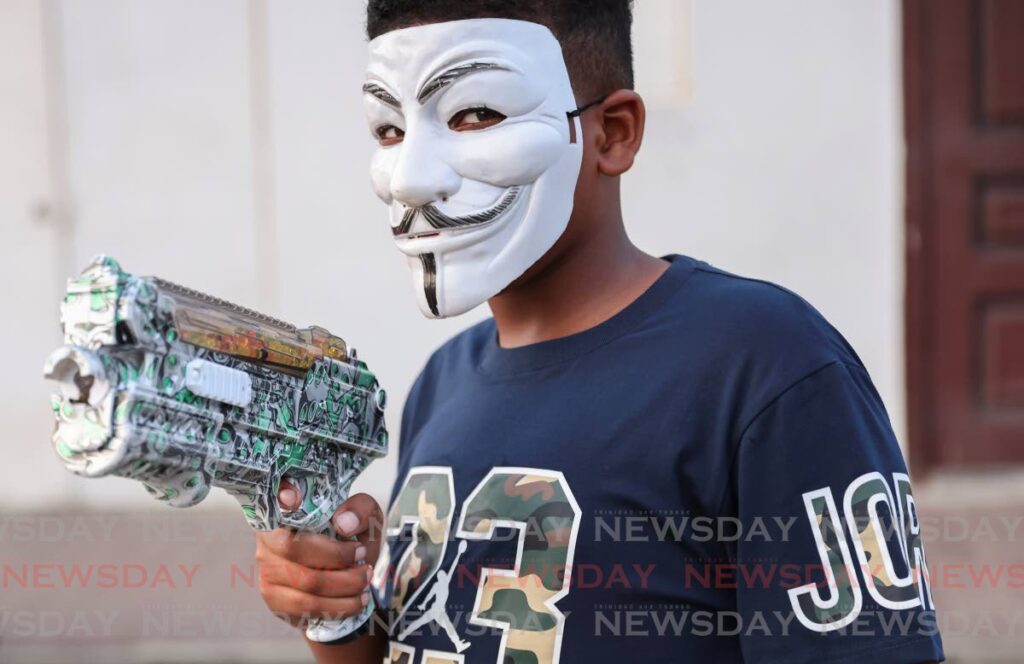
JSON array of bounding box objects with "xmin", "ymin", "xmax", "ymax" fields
[
  {"xmin": 303, "ymin": 523, "xmax": 376, "ymax": 644},
  {"xmin": 305, "ymin": 599, "xmax": 375, "ymax": 644}
]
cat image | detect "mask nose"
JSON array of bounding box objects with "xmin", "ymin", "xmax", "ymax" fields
[{"xmin": 390, "ymin": 130, "xmax": 461, "ymax": 208}]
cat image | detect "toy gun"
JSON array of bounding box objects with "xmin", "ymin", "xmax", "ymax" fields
[{"xmin": 42, "ymin": 256, "xmax": 388, "ymax": 643}]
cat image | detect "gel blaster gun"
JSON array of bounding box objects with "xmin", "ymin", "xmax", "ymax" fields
[{"xmin": 42, "ymin": 256, "xmax": 388, "ymax": 642}]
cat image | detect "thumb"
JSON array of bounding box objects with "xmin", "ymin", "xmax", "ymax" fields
[{"xmin": 278, "ymin": 478, "xmax": 302, "ymax": 512}]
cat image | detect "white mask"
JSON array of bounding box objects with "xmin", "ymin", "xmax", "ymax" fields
[{"xmin": 364, "ymin": 18, "xmax": 584, "ymax": 318}]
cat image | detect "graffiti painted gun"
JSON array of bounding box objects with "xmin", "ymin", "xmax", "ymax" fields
[{"xmin": 42, "ymin": 256, "xmax": 388, "ymax": 643}]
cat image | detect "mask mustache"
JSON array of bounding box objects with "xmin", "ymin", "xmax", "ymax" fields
[{"xmin": 392, "ymin": 186, "xmax": 522, "ymax": 237}]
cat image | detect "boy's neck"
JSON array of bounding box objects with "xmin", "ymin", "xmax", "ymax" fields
[{"xmin": 487, "ymin": 211, "xmax": 668, "ymax": 349}]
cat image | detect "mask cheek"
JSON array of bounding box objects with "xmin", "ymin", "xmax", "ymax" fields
[
  {"xmin": 452, "ymin": 122, "xmax": 567, "ymax": 187},
  {"xmin": 369, "ymin": 149, "xmax": 397, "ymax": 204}
]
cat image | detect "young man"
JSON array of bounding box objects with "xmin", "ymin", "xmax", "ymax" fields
[{"xmin": 256, "ymin": 1, "xmax": 945, "ymax": 662}]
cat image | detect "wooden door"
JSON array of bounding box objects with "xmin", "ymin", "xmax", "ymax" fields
[{"xmin": 905, "ymin": 0, "xmax": 1024, "ymax": 473}]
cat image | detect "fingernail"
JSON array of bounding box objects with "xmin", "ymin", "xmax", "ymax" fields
[
  {"xmin": 334, "ymin": 511, "xmax": 359, "ymax": 535},
  {"xmin": 279, "ymin": 488, "xmax": 298, "ymax": 509},
  {"xmin": 366, "ymin": 566, "xmax": 374, "ymax": 583},
  {"xmin": 361, "ymin": 591, "xmax": 370, "ymax": 606},
  {"xmin": 354, "ymin": 545, "xmax": 367, "ymax": 562}
]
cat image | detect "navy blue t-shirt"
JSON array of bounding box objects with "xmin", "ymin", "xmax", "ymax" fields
[{"xmin": 373, "ymin": 255, "xmax": 944, "ymax": 664}]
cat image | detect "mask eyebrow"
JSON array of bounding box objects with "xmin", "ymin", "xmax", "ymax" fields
[
  {"xmin": 362, "ymin": 82, "xmax": 401, "ymax": 108},
  {"xmin": 417, "ymin": 62, "xmax": 511, "ymax": 105}
]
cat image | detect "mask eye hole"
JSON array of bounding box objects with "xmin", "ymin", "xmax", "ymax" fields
[
  {"xmin": 448, "ymin": 107, "xmax": 507, "ymax": 132},
  {"xmin": 375, "ymin": 125, "xmax": 404, "ymax": 146}
]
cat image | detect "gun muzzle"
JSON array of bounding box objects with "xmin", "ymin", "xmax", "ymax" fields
[
  {"xmin": 44, "ymin": 345, "xmax": 110, "ymax": 408},
  {"xmin": 43, "ymin": 345, "xmax": 120, "ymax": 469}
]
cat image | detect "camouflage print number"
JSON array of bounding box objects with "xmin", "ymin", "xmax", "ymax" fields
[
  {"xmin": 374, "ymin": 467, "xmax": 456, "ymax": 619},
  {"xmin": 455, "ymin": 468, "xmax": 580, "ymax": 664},
  {"xmin": 378, "ymin": 467, "xmax": 580, "ymax": 663}
]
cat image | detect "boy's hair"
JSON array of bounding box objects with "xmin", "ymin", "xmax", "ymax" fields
[{"xmin": 365, "ymin": 0, "xmax": 634, "ymax": 100}]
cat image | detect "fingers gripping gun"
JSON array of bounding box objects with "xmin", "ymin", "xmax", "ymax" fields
[{"xmin": 42, "ymin": 256, "xmax": 388, "ymax": 643}]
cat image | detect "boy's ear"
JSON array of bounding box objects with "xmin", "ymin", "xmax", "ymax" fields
[{"xmin": 585, "ymin": 89, "xmax": 646, "ymax": 177}]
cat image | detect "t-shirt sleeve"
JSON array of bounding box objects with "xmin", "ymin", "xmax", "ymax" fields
[{"xmin": 731, "ymin": 360, "xmax": 944, "ymax": 663}]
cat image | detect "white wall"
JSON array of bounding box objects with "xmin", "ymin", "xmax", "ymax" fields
[
  {"xmin": 0, "ymin": 0, "xmax": 903, "ymax": 511},
  {"xmin": 0, "ymin": 0, "xmax": 80, "ymax": 507}
]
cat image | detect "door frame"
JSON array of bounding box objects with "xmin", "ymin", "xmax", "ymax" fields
[{"xmin": 903, "ymin": 0, "xmax": 937, "ymax": 476}]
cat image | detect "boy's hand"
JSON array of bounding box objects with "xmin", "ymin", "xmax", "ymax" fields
[{"xmin": 255, "ymin": 480, "xmax": 384, "ymax": 628}]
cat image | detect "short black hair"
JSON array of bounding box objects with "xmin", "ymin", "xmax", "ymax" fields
[{"xmin": 365, "ymin": 0, "xmax": 634, "ymax": 100}]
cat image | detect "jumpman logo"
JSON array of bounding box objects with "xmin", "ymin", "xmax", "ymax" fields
[{"xmin": 398, "ymin": 540, "xmax": 470, "ymax": 653}]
